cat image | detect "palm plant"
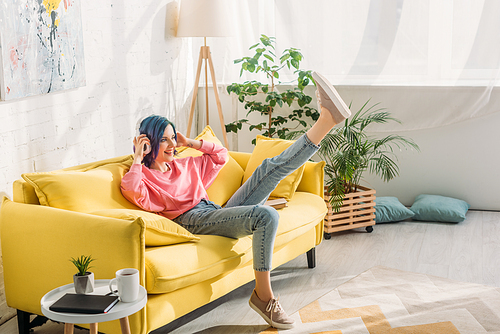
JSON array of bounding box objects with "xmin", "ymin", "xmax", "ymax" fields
[
  {"xmin": 289, "ymin": 99, "xmax": 419, "ymax": 212},
  {"xmin": 323, "ymin": 100, "xmax": 419, "ymax": 211}
]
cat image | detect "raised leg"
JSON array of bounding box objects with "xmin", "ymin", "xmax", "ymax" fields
[
  {"xmin": 225, "ymin": 134, "xmax": 320, "ymax": 208},
  {"xmin": 306, "ymin": 247, "xmax": 316, "ymax": 268},
  {"xmin": 120, "ymin": 317, "xmax": 132, "ymax": 334},
  {"xmin": 64, "ymin": 323, "xmax": 74, "ymax": 334}
]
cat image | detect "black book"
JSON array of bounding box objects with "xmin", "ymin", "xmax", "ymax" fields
[{"xmin": 49, "ymin": 293, "xmax": 119, "ymax": 314}]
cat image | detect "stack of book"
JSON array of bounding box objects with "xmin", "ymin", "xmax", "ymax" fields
[{"xmin": 264, "ymin": 198, "xmax": 288, "ymax": 209}]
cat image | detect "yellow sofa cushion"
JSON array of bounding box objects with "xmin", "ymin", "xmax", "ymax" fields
[
  {"xmin": 145, "ymin": 235, "xmax": 253, "ymax": 294},
  {"xmin": 144, "ymin": 191, "xmax": 327, "ymax": 294},
  {"xmin": 243, "ymin": 135, "xmax": 305, "ymax": 201},
  {"xmin": 274, "ymin": 192, "xmax": 327, "ymax": 247},
  {"xmin": 21, "ymin": 158, "xmax": 139, "ymax": 213},
  {"xmin": 90, "ymin": 209, "xmax": 200, "ymax": 246},
  {"xmin": 176, "ymin": 125, "xmax": 244, "ymax": 206}
]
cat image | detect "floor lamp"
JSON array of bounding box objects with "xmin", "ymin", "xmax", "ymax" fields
[{"xmin": 176, "ymin": 0, "xmax": 231, "ymax": 148}]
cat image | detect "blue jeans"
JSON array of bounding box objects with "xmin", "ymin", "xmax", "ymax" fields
[{"xmin": 173, "ymin": 134, "xmax": 320, "ymax": 271}]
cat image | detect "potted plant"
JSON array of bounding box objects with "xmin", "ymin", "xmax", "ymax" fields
[
  {"xmin": 289, "ymin": 99, "xmax": 419, "ymax": 237},
  {"xmin": 322, "ymin": 100, "xmax": 419, "ymax": 237},
  {"xmin": 225, "ymin": 34, "xmax": 319, "ymax": 144},
  {"xmin": 70, "ymin": 255, "xmax": 96, "ymax": 294}
]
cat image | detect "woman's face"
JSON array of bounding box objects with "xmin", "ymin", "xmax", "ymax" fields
[{"xmin": 155, "ymin": 124, "xmax": 176, "ymax": 164}]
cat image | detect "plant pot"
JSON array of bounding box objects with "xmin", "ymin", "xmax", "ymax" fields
[
  {"xmin": 323, "ymin": 185, "xmax": 376, "ymax": 239},
  {"xmin": 73, "ymin": 272, "xmax": 94, "ymax": 294}
]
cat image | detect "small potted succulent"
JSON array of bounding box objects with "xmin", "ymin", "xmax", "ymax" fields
[{"xmin": 70, "ymin": 255, "xmax": 96, "ymax": 294}]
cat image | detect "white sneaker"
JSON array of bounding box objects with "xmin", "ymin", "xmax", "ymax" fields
[{"xmin": 312, "ymin": 71, "xmax": 351, "ymax": 124}]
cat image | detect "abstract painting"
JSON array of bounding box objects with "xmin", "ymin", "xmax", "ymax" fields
[{"xmin": 0, "ymin": 0, "xmax": 86, "ymax": 101}]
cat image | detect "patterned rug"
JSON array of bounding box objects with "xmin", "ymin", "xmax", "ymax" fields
[{"xmin": 261, "ymin": 266, "xmax": 500, "ymax": 333}]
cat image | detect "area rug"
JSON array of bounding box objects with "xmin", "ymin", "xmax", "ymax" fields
[{"xmin": 261, "ymin": 266, "xmax": 500, "ymax": 333}]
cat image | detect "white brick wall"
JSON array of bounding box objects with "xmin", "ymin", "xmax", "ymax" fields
[{"xmin": 0, "ymin": 0, "xmax": 193, "ymax": 324}]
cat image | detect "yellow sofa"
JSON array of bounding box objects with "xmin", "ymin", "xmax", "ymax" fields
[{"xmin": 1, "ymin": 136, "xmax": 326, "ymax": 334}]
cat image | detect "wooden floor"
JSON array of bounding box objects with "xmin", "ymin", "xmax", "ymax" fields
[{"xmin": 1, "ymin": 210, "xmax": 499, "ymax": 333}]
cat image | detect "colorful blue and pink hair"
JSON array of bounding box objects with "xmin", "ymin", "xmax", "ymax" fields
[{"xmin": 137, "ymin": 115, "xmax": 177, "ymax": 168}]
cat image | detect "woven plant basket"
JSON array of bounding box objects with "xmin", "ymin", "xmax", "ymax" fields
[{"xmin": 323, "ymin": 185, "xmax": 376, "ymax": 238}]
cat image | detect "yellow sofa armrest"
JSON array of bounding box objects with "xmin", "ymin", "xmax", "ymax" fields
[{"xmin": 0, "ymin": 197, "xmax": 145, "ymax": 315}]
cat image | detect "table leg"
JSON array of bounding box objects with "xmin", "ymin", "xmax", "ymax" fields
[
  {"xmin": 90, "ymin": 323, "xmax": 98, "ymax": 334},
  {"xmin": 64, "ymin": 323, "xmax": 74, "ymax": 334},
  {"xmin": 119, "ymin": 317, "xmax": 131, "ymax": 334}
]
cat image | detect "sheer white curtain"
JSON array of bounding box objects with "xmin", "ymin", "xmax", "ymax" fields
[{"xmin": 211, "ymin": 0, "xmax": 500, "ymax": 131}]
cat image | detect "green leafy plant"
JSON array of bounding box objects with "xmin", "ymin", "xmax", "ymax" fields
[
  {"xmin": 225, "ymin": 34, "xmax": 319, "ymax": 144},
  {"xmin": 70, "ymin": 255, "xmax": 95, "ymax": 276},
  {"xmin": 288, "ymin": 99, "xmax": 419, "ymax": 212}
]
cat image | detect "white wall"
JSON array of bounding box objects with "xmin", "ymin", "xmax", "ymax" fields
[
  {"xmin": 0, "ymin": 0, "xmax": 189, "ymax": 323},
  {"xmin": 203, "ymin": 85, "xmax": 500, "ymax": 211}
]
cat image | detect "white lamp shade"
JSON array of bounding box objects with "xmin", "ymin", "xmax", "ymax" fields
[{"xmin": 176, "ymin": 0, "xmax": 233, "ymax": 37}]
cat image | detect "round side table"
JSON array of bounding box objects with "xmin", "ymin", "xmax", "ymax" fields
[{"xmin": 41, "ymin": 279, "xmax": 147, "ymax": 334}]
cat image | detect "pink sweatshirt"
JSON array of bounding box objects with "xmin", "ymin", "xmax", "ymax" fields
[{"xmin": 120, "ymin": 140, "xmax": 228, "ymax": 219}]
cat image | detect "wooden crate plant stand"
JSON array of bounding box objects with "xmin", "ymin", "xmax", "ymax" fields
[{"xmin": 323, "ymin": 185, "xmax": 376, "ymax": 239}]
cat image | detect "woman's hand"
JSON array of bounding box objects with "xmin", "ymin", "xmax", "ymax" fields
[
  {"xmin": 176, "ymin": 132, "xmax": 202, "ymax": 150},
  {"xmin": 175, "ymin": 132, "xmax": 189, "ymax": 148},
  {"xmin": 133, "ymin": 134, "xmax": 151, "ymax": 164}
]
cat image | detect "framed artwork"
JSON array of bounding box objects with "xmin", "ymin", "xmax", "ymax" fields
[{"xmin": 0, "ymin": 0, "xmax": 86, "ymax": 101}]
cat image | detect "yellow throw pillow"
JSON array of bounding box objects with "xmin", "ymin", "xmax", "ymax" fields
[
  {"xmin": 21, "ymin": 159, "xmax": 140, "ymax": 213},
  {"xmin": 243, "ymin": 135, "xmax": 305, "ymax": 201},
  {"xmin": 206, "ymin": 155, "xmax": 244, "ymax": 206},
  {"xmin": 176, "ymin": 125, "xmax": 244, "ymax": 206},
  {"xmin": 90, "ymin": 209, "xmax": 200, "ymax": 246},
  {"xmin": 176, "ymin": 125, "xmax": 222, "ymax": 158}
]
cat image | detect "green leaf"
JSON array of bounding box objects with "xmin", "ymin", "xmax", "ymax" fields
[
  {"xmin": 280, "ymin": 54, "xmax": 290, "ymax": 63},
  {"xmin": 264, "ymin": 54, "xmax": 274, "ymax": 62},
  {"xmin": 70, "ymin": 255, "xmax": 96, "ymax": 276}
]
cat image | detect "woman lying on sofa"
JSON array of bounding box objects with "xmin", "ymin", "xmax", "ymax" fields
[{"xmin": 120, "ymin": 72, "xmax": 350, "ymax": 330}]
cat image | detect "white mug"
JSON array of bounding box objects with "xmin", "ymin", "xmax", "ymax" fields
[{"xmin": 109, "ymin": 268, "xmax": 140, "ymax": 303}]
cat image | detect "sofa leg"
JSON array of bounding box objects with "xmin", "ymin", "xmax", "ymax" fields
[
  {"xmin": 306, "ymin": 247, "xmax": 316, "ymax": 268},
  {"xmin": 17, "ymin": 309, "xmax": 48, "ymax": 334},
  {"xmin": 17, "ymin": 310, "xmax": 30, "ymax": 334}
]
